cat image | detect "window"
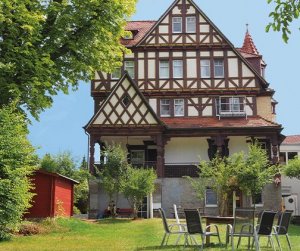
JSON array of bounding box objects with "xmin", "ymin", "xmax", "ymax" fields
[
  {"xmin": 131, "ymin": 150, "xmax": 145, "ymax": 165},
  {"xmin": 121, "ymin": 94, "xmax": 130, "ymax": 107},
  {"xmin": 111, "ymin": 68, "xmax": 121, "ymax": 79},
  {"xmin": 174, "ymin": 99, "xmax": 184, "ymax": 116},
  {"xmin": 124, "ymin": 61, "xmax": 134, "ymax": 78},
  {"xmin": 172, "ymin": 17, "xmax": 182, "ymax": 33},
  {"xmin": 219, "ymin": 97, "xmax": 245, "ymax": 114},
  {"xmin": 186, "ymin": 16, "xmax": 196, "ymax": 33},
  {"xmin": 173, "ymin": 60, "xmax": 183, "ymax": 78},
  {"xmin": 205, "ymin": 188, "xmax": 217, "ymax": 206},
  {"xmin": 159, "ymin": 61, "xmax": 169, "ymax": 78},
  {"xmin": 214, "ymin": 59, "xmax": 224, "ymax": 77},
  {"xmin": 123, "ymin": 31, "xmax": 133, "ymax": 40},
  {"xmin": 160, "ymin": 99, "xmax": 171, "ymax": 117},
  {"xmin": 252, "ymin": 193, "xmax": 263, "ymax": 205},
  {"xmin": 200, "ymin": 59, "xmax": 210, "ymax": 78}
]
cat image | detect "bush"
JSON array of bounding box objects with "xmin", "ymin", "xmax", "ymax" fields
[{"xmin": 0, "ymin": 103, "xmax": 38, "ymax": 240}]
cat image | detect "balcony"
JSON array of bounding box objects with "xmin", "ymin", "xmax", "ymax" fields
[{"xmin": 216, "ymin": 96, "xmax": 247, "ymax": 119}]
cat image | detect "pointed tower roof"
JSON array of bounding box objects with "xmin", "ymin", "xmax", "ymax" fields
[{"xmin": 241, "ymin": 25, "xmax": 260, "ymax": 55}]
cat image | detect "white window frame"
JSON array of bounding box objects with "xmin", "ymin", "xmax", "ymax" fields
[
  {"xmin": 160, "ymin": 99, "xmax": 171, "ymax": 117},
  {"xmin": 200, "ymin": 59, "xmax": 210, "ymax": 78},
  {"xmin": 173, "ymin": 60, "xmax": 183, "ymax": 78},
  {"xmin": 172, "ymin": 17, "xmax": 182, "ymax": 33},
  {"xmin": 111, "ymin": 68, "xmax": 121, "ymax": 79},
  {"xmin": 159, "ymin": 60, "xmax": 169, "ymax": 78},
  {"xmin": 219, "ymin": 96, "xmax": 245, "ymax": 114},
  {"xmin": 214, "ymin": 59, "xmax": 224, "ymax": 78},
  {"xmin": 205, "ymin": 188, "xmax": 218, "ymax": 207},
  {"xmin": 124, "ymin": 61, "xmax": 135, "ymax": 78},
  {"xmin": 186, "ymin": 16, "xmax": 196, "ymax": 33},
  {"xmin": 174, "ymin": 99, "xmax": 184, "ymax": 117}
]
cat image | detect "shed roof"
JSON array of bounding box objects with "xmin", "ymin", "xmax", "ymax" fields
[{"xmin": 35, "ymin": 169, "xmax": 79, "ymax": 184}]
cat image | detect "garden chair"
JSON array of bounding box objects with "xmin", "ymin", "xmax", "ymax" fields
[
  {"xmin": 253, "ymin": 210, "xmax": 277, "ymax": 251},
  {"xmin": 226, "ymin": 207, "xmax": 255, "ymax": 251},
  {"xmin": 273, "ymin": 210, "xmax": 293, "ymax": 251},
  {"xmin": 173, "ymin": 204, "xmax": 186, "ymax": 232},
  {"xmin": 184, "ymin": 209, "xmax": 221, "ymax": 251},
  {"xmin": 158, "ymin": 208, "xmax": 186, "ymax": 246}
]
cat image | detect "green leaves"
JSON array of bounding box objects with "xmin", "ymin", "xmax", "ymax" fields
[
  {"xmin": 266, "ymin": 0, "xmax": 300, "ymax": 43},
  {"xmin": 284, "ymin": 157, "xmax": 300, "ymax": 179},
  {"xmin": 0, "ymin": 0, "xmax": 137, "ymax": 119},
  {"xmin": 0, "ymin": 103, "xmax": 38, "ymax": 240}
]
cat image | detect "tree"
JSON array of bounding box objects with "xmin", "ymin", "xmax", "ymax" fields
[
  {"xmin": 284, "ymin": 157, "xmax": 300, "ymax": 179},
  {"xmin": 0, "ymin": 103, "xmax": 38, "ymax": 240},
  {"xmin": 188, "ymin": 144, "xmax": 278, "ymax": 216},
  {"xmin": 98, "ymin": 145, "xmax": 129, "ymax": 207},
  {"xmin": 122, "ymin": 166, "xmax": 157, "ymax": 219},
  {"xmin": 40, "ymin": 152, "xmax": 90, "ymax": 213},
  {"xmin": 0, "ymin": 0, "xmax": 137, "ymax": 119},
  {"xmin": 266, "ymin": 0, "xmax": 300, "ymax": 42}
]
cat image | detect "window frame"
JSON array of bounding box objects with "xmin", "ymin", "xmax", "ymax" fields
[
  {"xmin": 219, "ymin": 96, "xmax": 245, "ymax": 114},
  {"xmin": 124, "ymin": 61, "xmax": 135, "ymax": 78},
  {"xmin": 111, "ymin": 68, "xmax": 121, "ymax": 79},
  {"xmin": 214, "ymin": 58, "xmax": 224, "ymax": 78},
  {"xmin": 205, "ymin": 188, "xmax": 218, "ymax": 207},
  {"xmin": 159, "ymin": 60, "xmax": 170, "ymax": 79},
  {"xmin": 186, "ymin": 16, "xmax": 196, "ymax": 33},
  {"xmin": 174, "ymin": 99, "xmax": 184, "ymax": 117},
  {"xmin": 172, "ymin": 17, "xmax": 182, "ymax": 33},
  {"xmin": 130, "ymin": 150, "xmax": 145, "ymax": 165},
  {"xmin": 252, "ymin": 192, "xmax": 263, "ymax": 207},
  {"xmin": 200, "ymin": 59, "xmax": 211, "ymax": 78},
  {"xmin": 160, "ymin": 99, "xmax": 171, "ymax": 117},
  {"xmin": 173, "ymin": 59, "xmax": 183, "ymax": 78}
]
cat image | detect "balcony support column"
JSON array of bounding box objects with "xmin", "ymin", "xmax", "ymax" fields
[
  {"xmin": 89, "ymin": 136, "xmax": 96, "ymax": 175},
  {"xmin": 154, "ymin": 134, "xmax": 166, "ymax": 178}
]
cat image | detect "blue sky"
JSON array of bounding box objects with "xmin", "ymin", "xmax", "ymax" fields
[{"xmin": 28, "ymin": 0, "xmax": 300, "ymax": 160}]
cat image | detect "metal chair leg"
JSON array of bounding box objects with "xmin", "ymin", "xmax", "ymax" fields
[
  {"xmin": 161, "ymin": 233, "xmax": 167, "ymax": 246},
  {"xmin": 286, "ymin": 234, "xmax": 292, "ymax": 250},
  {"xmin": 274, "ymin": 234, "xmax": 282, "ymax": 251}
]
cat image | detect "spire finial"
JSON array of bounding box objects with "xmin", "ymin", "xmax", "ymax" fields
[{"xmin": 246, "ymin": 23, "xmax": 249, "ymax": 32}]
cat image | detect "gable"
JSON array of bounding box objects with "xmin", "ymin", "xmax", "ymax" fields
[
  {"xmin": 135, "ymin": 0, "xmax": 268, "ymax": 88},
  {"xmin": 138, "ymin": 0, "xmax": 226, "ymax": 46},
  {"xmin": 87, "ymin": 74, "xmax": 162, "ymax": 127}
]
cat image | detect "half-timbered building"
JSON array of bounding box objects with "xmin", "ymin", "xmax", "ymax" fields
[{"xmin": 85, "ymin": 0, "xmax": 284, "ymax": 218}]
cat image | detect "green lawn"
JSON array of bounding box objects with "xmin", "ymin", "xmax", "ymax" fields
[{"xmin": 0, "ymin": 218, "xmax": 299, "ymax": 251}]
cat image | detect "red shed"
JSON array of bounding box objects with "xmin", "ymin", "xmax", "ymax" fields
[{"xmin": 25, "ymin": 170, "xmax": 79, "ymax": 218}]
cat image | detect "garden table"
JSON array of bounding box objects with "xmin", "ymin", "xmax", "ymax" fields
[{"xmin": 202, "ymin": 216, "xmax": 234, "ymax": 244}]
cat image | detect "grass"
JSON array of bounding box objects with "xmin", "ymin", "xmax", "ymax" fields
[{"xmin": 0, "ymin": 217, "xmax": 300, "ymax": 251}]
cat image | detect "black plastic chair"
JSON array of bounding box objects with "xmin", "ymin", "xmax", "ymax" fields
[
  {"xmin": 273, "ymin": 210, "xmax": 293, "ymax": 251},
  {"xmin": 184, "ymin": 209, "xmax": 221, "ymax": 251},
  {"xmin": 253, "ymin": 210, "xmax": 277, "ymax": 251},
  {"xmin": 226, "ymin": 207, "xmax": 255, "ymax": 251},
  {"xmin": 158, "ymin": 208, "xmax": 186, "ymax": 246}
]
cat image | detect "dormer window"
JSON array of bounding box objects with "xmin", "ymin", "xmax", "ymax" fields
[
  {"xmin": 123, "ymin": 31, "xmax": 133, "ymax": 40},
  {"xmin": 216, "ymin": 96, "xmax": 246, "ymax": 118},
  {"xmin": 172, "ymin": 17, "xmax": 182, "ymax": 33}
]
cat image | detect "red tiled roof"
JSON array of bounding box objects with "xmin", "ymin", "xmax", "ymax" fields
[
  {"xmin": 121, "ymin": 21, "xmax": 156, "ymax": 47},
  {"xmin": 240, "ymin": 30, "xmax": 260, "ymax": 55},
  {"xmin": 236, "ymin": 49, "xmax": 261, "ymax": 59},
  {"xmin": 160, "ymin": 116, "xmax": 280, "ymax": 129},
  {"xmin": 282, "ymin": 135, "xmax": 300, "ymax": 145}
]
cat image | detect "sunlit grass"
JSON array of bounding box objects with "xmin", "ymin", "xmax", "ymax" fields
[{"xmin": 0, "ymin": 217, "xmax": 299, "ymax": 251}]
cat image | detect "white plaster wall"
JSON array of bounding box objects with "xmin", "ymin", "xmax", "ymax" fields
[
  {"xmin": 228, "ymin": 58, "xmax": 238, "ymax": 78},
  {"xmin": 149, "ymin": 98, "xmax": 157, "ymax": 114},
  {"xmin": 159, "ymin": 25, "xmax": 168, "ymax": 33},
  {"xmin": 138, "ymin": 60, "xmax": 144, "ymax": 79},
  {"xmin": 228, "ymin": 136, "xmax": 249, "ymax": 155},
  {"xmin": 187, "ymin": 59, "xmax": 197, "ymax": 78},
  {"xmin": 165, "ymin": 137, "xmax": 209, "ymax": 164},
  {"xmin": 281, "ymin": 176, "xmax": 300, "ymax": 215},
  {"xmin": 148, "ymin": 59, "xmax": 155, "ymax": 78}
]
